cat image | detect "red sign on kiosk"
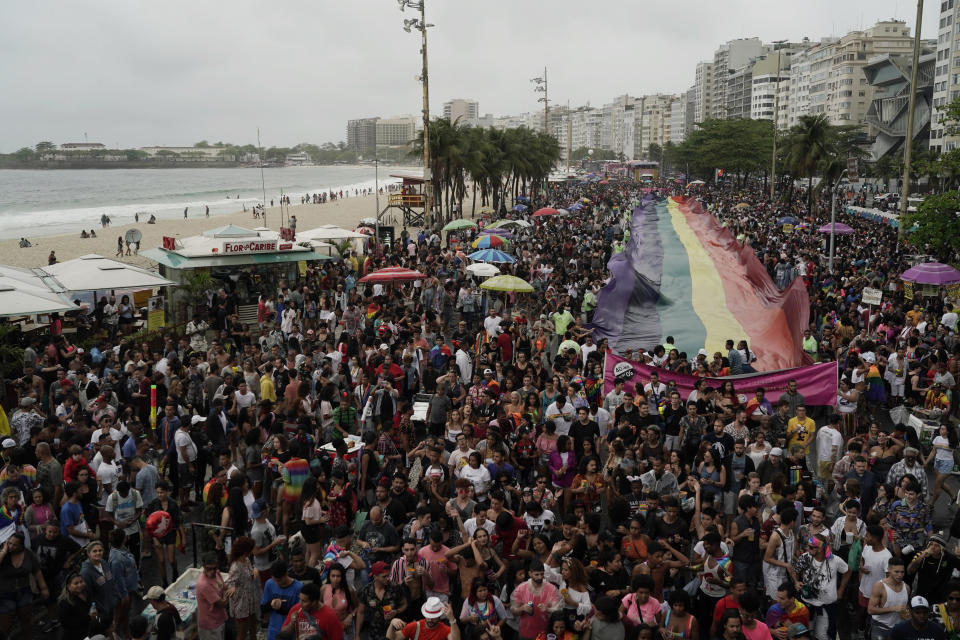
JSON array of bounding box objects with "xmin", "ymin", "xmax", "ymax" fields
[
  {"xmin": 162, "ymin": 236, "xmax": 176, "ymax": 250},
  {"xmin": 280, "ymin": 227, "xmax": 295, "ymax": 241}
]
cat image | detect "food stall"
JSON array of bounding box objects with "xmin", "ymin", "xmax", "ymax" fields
[{"xmin": 139, "ymin": 224, "xmax": 337, "ymax": 323}]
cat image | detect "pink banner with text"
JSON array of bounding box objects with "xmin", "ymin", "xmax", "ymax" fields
[{"xmin": 604, "ymin": 354, "xmax": 838, "ymax": 406}]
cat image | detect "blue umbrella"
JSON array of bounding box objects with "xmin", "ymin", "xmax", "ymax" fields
[
  {"xmin": 511, "ymin": 204, "xmax": 529, "ymax": 212},
  {"xmin": 778, "ymin": 216, "xmax": 798, "ymax": 225},
  {"xmin": 567, "ymin": 202, "xmax": 584, "ymax": 211},
  {"xmin": 515, "ymin": 195, "xmax": 530, "ymax": 203},
  {"xmin": 468, "ymin": 249, "xmax": 516, "ymax": 264}
]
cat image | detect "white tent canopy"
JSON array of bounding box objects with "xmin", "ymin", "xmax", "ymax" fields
[
  {"xmin": 41, "ymin": 254, "xmax": 174, "ymax": 293},
  {"xmin": 0, "ymin": 276, "xmax": 75, "ymax": 318},
  {"xmin": 299, "ymin": 225, "xmax": 369, "ymax": 240}
]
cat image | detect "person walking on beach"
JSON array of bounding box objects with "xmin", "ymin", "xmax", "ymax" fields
[
  {"xmin": 116, "ymin": 236, "xmax": 124, "ymax": 257},
  {"xmin": 48, "ymin": 250, "xmax": 56, "ymax": 264},
  {"xmin": 205, "ymin": 205, "xmax": 209, "ymax": 218},
  {"xmin": 184, "ymin": 207, "xmax": 188, "ymax": 219}
]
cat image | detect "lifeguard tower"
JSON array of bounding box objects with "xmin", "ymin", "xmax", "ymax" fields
[{"xmin": 380, "ymin": 170, "xmax": 428, "ymax": 228}]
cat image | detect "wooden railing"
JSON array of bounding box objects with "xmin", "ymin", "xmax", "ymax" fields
[{"xmin": 387, "ymin": 193, "xmax": 425, "ymax": 207}]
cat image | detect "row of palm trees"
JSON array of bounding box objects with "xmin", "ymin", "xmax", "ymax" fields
[{"xmin": 411, "ymin": 118, "xmax": 561, "ymax": 221}]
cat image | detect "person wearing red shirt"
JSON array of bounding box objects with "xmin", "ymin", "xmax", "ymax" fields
[
  {"xmin": 712, "ymin": 579, "xmax": 747, "ymax": 636},
  {"xmin": 377, "ymin": 354, "xmax": 405, "ymax": 387},
  {"xmin": 496, "ymin": 330, "xmax": 513, "ymax": 364},
  {"xmin": 282, "ymin": 582, "xmax": 344, "ymax": 640},
  {"xmin": 494, "ymin": 512, "xmax": 530, "ymax": 561},
  {"xmin": 387, "ymin": 597, "xmax": 460, "ymax": 640}
]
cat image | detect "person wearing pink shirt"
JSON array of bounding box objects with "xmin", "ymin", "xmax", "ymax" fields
[
  {"xmin": 417, "ymin": 529, "xmax": 457, "ymax": 601},
  {"xmin": 509, "ymin": 560, "xmax": 561, "ymax": 640},
  {"xmin": 739, "ymin": 593, "xmax": 773, "ymax": 640}
]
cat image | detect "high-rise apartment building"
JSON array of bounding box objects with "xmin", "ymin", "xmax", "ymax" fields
[
  {"xmin": 694, "ymin": 61, "xmax": 714, "ymax": 123},
  {"xmin": 712, "ymin": 38, "xmax": 769, "ymax": 119},
  {"xmin": 639, "ymin": 94, "xmax": 674, "ymax": 157},
  {"xmin": 346, "ymin": 117, "xmax": 379, "ymax": 156},
  {"xmin": 443, "ymin": 99, "xmax": 480, "ymax": 126},
  {"xmin": 671, "ymin": 94, "xmax": 689, "ymax": 144},
  {"xmin": 376, "ymin": 115, "xmax": 417, "ymax": 146},
  {"xmin": 931, "ymin": 0, "xmax": 960, "ymax": 151},
  {"xmin": 786, "ymin": 21, "xmax": 914, "ymax": 129}
]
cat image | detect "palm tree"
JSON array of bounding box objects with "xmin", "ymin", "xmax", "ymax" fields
[{"xmin": 782, "ymin": 114, "xmax": 834, "ymax": 213}]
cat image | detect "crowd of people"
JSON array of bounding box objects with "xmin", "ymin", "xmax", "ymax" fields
[{"xmin": 0, "ymin": 175, "xmax": 958, "ymax": 640}]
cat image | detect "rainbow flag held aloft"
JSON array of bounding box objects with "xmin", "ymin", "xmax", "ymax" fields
[{"xmin": 590, "ymin": 195, "xmax": 809, "ymax": 370}]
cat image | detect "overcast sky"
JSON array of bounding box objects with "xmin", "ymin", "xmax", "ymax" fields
[{"xmin": 0, "ymin": 0, "xmax": 940, "ymax": 152}]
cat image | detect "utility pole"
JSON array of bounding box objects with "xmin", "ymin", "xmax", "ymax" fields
[
  {"xmin": 770, "ymin": 42, "xmax": 786, "ymax": 204},
  {"xmin": 898, "ymin": 0, "xmax": 924, "ymax": 240},
  {"xmin": 257, "ymin": 127, "xmax": 267, "ymax": 227},
  {"xmin": 400, "ymin": 0, "xmax": 434, "ymax": 228}
]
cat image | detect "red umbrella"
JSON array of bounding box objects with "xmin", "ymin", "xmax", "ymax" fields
[
  {"xmin": 358, "ymin": 267, "xmax": 426, "ymax": 283},
  {"xmin": 532, "ymin": 207, "xmax": 560, "ymax": 217}
]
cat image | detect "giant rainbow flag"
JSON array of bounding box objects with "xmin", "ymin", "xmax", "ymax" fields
[{"xmin": 590, "ymin": 195, "xmax": 809, "ymax": 370}]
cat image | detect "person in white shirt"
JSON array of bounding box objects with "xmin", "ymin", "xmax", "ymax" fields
[
  {"xmin": 448, "ymin": 434, "xmax": 477, "ymax": 478},
  {"xmin": 234, "ymin": 380, "xmax": 257, "ymax": 410},
  {"xmin": 580, "ymin": 336, "xmax": 597, "ymax": 370},
  {"xmin": 591, "ymin": 404, "xmax": 612, "ymax": 437},
  {"xmin": 643, "ymin": 373, "xmax": 668, "ymax": 409},
  {"xmin": 859, "ymin": 525, "xmax": 892, "ymax": 609},
  {"xmin": 483, "ymin": 309, "xmax": 502, "ymax": 337},
  {"xmin": 816, "ymin": 415, "xmax": 845, "ymax": 491},
  {"xmin": 544, "ymin": 395, "xmax": 575, "ymax": 436},
  {"xmin": 463, "ymin": 506, "xmax": 497, "ymax": 538},
  {"xmin": 455, "ymin": 342, "xmax": 472, "ymax": 385}
]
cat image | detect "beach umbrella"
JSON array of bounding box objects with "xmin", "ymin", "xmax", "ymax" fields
[
  {"xmin": 818, "ymin": 223, "xmax": 854, "ymax": 235},
  {"xmin": 687, "ymin": 180, "xmax": 705, "ymax": 186},
  {"xmin": 465, "ymin": 263, "xmax": 500, "ymax": 278},
  {"xmin": 557, "ymin": 339, "xmax": 581, "ymax": 355},
  {"xmin": 442, "ymin": 219, "xmax": 478, "ymax": 232},
  {"xmin": 515, "ymin": 196, "xmax": 530, "ymax": 203},
  {"xmin": 796, "ymin": 223, "xmax": 809, "ymax": 230},
  {"xmin": 487, "ymin": 220, "xmax": 517, "ymax": 229},
  {"xmin": 900, "ymin": 261, "xmax": 960, "ymax": 285},
  {"xmin": 472, "ymin": 235, "xmax": 509, "ymax": 249},
  {"xmin": 479, "ymin": 229, "xmax": 514, "ymax": 238},
  {"xmin": 511, "ymin": 204, "xmax": 529, "ymax": 212},
  {"xmin": 778, "ymin": 216, "xmax": 798, "ymax": 225},
  {"xmin": 354, "ymin": 226, "xmax": 375, "ymax": 235},
  {"xmin": 567, "ymin": 203, "xmax": 584, "ymax": 211},
  {"xmin": 533, "ymin": 207, "xmax": 560, "ymax": 217},
  {"xmin": 480, "ymin": 275, "xmax": 534, "ymax": 293},
  {"xmin": 734, "ymin": 203, "xmax": 751, "ymax": 209},
  {"xmin": 468, "ymin": 249, "xmax": 516, "ymax": 264},
  {"xmin": 599, "ymin": 180, "xmax": 610, "ymax": 185},
  {"xmin": 557, "ymin": 209, "xmax": 570, "ymax": 216},
  {"xmin": 478, "ymin": 206, "xmax": 495, "ymax": 215},
  {"xmin": 358, "ymin": 267, "xmax": 426, "ymax": 283}
]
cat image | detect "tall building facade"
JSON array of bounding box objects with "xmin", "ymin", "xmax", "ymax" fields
[
  {"xmin": 694, "ymin": 61, "xmax": 714, "ymax": 123},
  {"xmin": 711, "ymin": 38, "xmax": 769, "ymax": 119},
  {"xmin": 443, "ymin": 99, "xmax": 480, "ymax": 126},
  {"xmin": 931, "ymin": 0, "xmax": 960, "ymax": 151},
  {"xmin": 376, "ymin": 116, "xmax": 417, "ymax": 146},
  {"xmin": 346, "ymin": 118, "xmax": 379, "ymax": 156}
]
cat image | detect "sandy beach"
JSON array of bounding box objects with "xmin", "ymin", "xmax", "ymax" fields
[{"xmin": 0, "ymin": 195, "xmax": 403, "ymax": 270}]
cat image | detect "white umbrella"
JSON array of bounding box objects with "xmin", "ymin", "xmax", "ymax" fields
[
  {"xmin": 42, "ymin": 254, "xmax": 173, "ymax": 293},
  {"xmin": 465, "ymin": 263, "xmax": 500, "ymax": 278}
]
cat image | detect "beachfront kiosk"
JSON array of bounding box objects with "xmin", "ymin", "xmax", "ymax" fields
[{"xmin": 140, "ymin": 224, "xmax": 336, "ymax": 323}]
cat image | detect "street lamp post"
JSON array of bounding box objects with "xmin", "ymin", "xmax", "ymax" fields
[
  {"xmin": 400, "ymin": 0, "xmax": 434, "ymax": 228},
  {"xmin": 828, "ymin": 169, "xmax": 848, "ymax": 273}
]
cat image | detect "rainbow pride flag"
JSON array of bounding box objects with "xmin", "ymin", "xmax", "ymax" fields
[{"xmin": 590, "ymin": 195, "xmax": 809, "ymax": 370}]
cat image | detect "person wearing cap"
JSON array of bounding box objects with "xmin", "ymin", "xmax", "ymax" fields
[
  {"xmin": 907, "ymin": 533, "xmax": 960, "ymax": 603},
  {"xmin": 889, "ymin": 596, "xmax": 946, "ymax": 640},
  {"xmin": 387, "ymin": 596, "xmax": 458, "ymax": 640},
  {"xmin": 786, "ymin": 622, "xmax": 812, "ymax": 640},
  {"xmin": 144, "ymin": 584, "xmax": 181, "ymax": 640},
  {"xmin": 794, "ymin": 532, "xmax": 850, "ymax": 640},
  {"xmin": 358, "ymin": 559, "xmax": 407, "ymax": 640},
  {"xmin": 10, "ymin": 397, "xmax": 43, "ymax": 447}
]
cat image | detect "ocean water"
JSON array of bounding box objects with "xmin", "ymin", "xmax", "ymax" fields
[{"xmin": 0, "ymin": 165, "xmax": 413, "ymax": 239}]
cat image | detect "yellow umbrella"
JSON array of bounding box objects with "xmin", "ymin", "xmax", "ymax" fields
[
  {"xmin": 480, "ymin": 275, "xmax": 534, "ymax": 293},
  {"xmin": 734, "ymin": 203, "xmax": 751, "ymax": 209},
  {"xmin": 478, "ymin": 206, "xmax": 495, "ymax": 215}
]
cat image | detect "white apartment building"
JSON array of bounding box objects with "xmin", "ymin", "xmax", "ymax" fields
[
  {"xmin": 787, "ymin": 22, "xmax": 913, "ymax": 129},
  {"xmin": 751, "ymin": 51, "xmax": 791, "ymax": 122},
  {"xmin": 931, "ymin": 0, "xmax": 960, "ymax": 151},
  {"xmin": 712, "ymin": 38, "xmax": 769, "ymax": 119},
  {"xmin": 376, "ymin": 115, "xmax": 417, "ymax": 146},
  {"xmin": 670, "ymin": 94, "xmax": 688, "ymax": 143},
  {"xmin": 443, "ymin": 99, "xmax": 480, "ymax": 126},
  {"xmin": 694, "ymin": 61, "xmax": 714, "ymax": 123},
  {"xmin": 639, "ymin": 94, "xmax": 674, "ymax": 157}
]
